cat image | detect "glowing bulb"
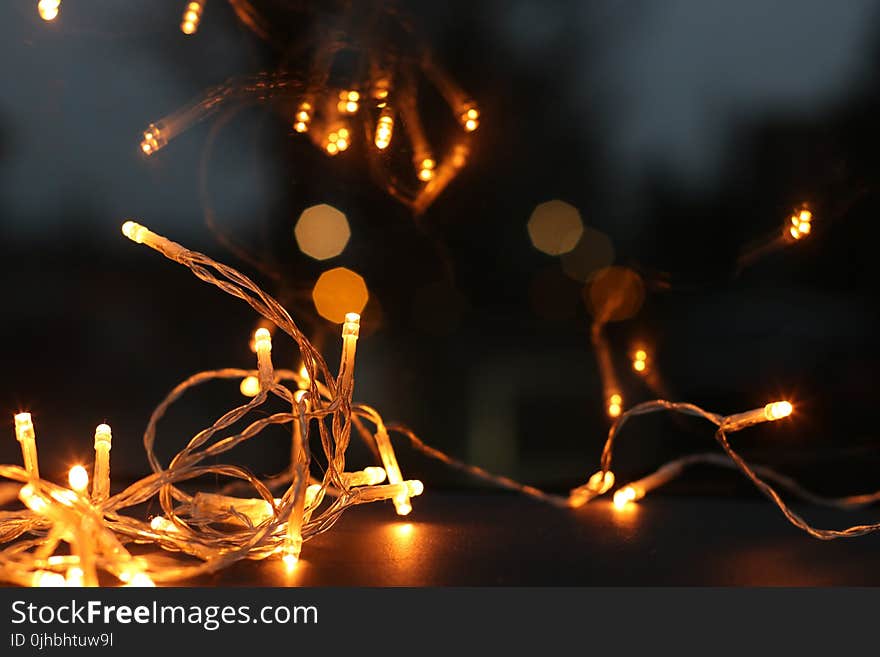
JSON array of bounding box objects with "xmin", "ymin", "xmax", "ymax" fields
[
  {"xmin": 364, "ymin": 466, "xmax": 387, "ymax": 485},
  {"xmin": 150, "ymin": 516, "xmax": 178, "ymax": 533},
  {"xmin": 65, "ymin": 567, "xmax": 84, "ymax": 587},
  {"xmin": 588, "ymin": 470, "xmax": 615, "ymax": 494},
  {"xmin": 121, "ymin": 220, "xmax": 148, "ymax": 243},
  {"xmin": 180, "ymin": 1, "xmax": 203, "ymax": 34},
  {"xmin": 294, "ymin": 101, "xmax": 312, "ymax": 133},
  {"xmin": 632, "ymin": 348, "xmax": 649, "ymax": 374},
  {"xmin": 297, "ymin": 363, "xmax": 310, "ymax": 389},
  {"xmin": 460, "ymin": 104, "xmax": 479, "ymax": 131},
  {"xmin": 764, "ymin": 401, "xmax": 793, "ymax": 421},
  {"xmin": 418, "ymin": 158, "xmax": 435, "ymax": 182},
  {"xmin": 608, "ymin": 393, "xmax": 623, "ymax": 418},
  {"xmin": 254, "ymin": 328, "xmax": 271, "ymax": 352},
  {"xmin": 14, "ymin": 412, "xmax": 40, "ymax": 478},
  {"xmin": 338, "ymin": 90, "xmax": 360, "ymax": 114},
  {"xmin": 92, "ymin": 423, "xmax": 112, "ymax": 503},
  {"xmin": 19, "ymin": 484, "xmax": 47, "ymax": 513},
  {"xmin": 613, "ymin": 486, "xmax": 638, "ymax": 509},
  {"xmin": 239, "ymin": 376, "xmax": 261, "ymax": 397},
  {"xmin": 282, "ymin": 552, "xmax": 298, "ymax": 572},
  {"xmin": 37, "ymin": 0, "xmax": 60, "ymax": 21},
  {"xmin": 126, "ymin": 572, "xmax": 156, "ymax": 587},
  {"xmin": 32, "ymin": 570, "xmax": 66, "ymax": 587},
  {"xmin": 140, "ymin": 124, "xmax": 166, "ymax": 156},
  {"xmin": 68, "ymin": 465, "xmax": 89, "ymax": 493},
  {"xmin": 786, "ymin": 207, "xmax": 812, "ymax": 240},
  {"xmin": 375, "ymin": 113, "xmax": 394, "ymax": 150}
]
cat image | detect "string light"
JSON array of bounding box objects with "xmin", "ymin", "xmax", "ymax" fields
[
  {"xmin": 1, "ymin": 224, "xmax": 875, "ymax": 589},
  {"xmin": 37, "ymin": 0, "xmax": 60, "ymax": 21},
  {"xmin": 91, "ymin": 424, "xmax": 112, "ymax": 503},
  {"xmin": 14, "ymin": 413, "xmax": 39, "ymax": 479},
  {"xmin": 137, "ymin": 1, "xmax": 480, "ymax": 212},
  {"xmin": 180, "ymin": 1, "xmax": 204, "ymax": 35}
]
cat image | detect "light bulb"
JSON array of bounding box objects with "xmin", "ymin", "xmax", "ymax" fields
[
  {"xmin": 418, "ymin": 158, "xmax": 435, "ymax": 182},
  {"xmin": 92, "ymin": 423, "xmax": 112, "ymax": 503},
  {"xmin": 786, "ymin": 207, "xmax": 812, "ymax": 241},
  {"xmin": 337, "ymin": 90, "xmax": 360, "ymax": 114},
  {"xmin": 32, "ymin": 570, "xmax": 66, "ymax": 587},
  {"xmin": 68, "ymin": 465, "xmax": 89, "ymax": 493},
  {"xmin": 37, "ymin": 0, "xmax": 60, "ymax": 21},
  {"xmin": 140, "ymin": 124, "xmax": 166, "ymax": 156},
  {"xmin": 14, "ymin": 412, "xmax": 40, "ymax": 478},
  {"xmin": 126, "ymin": 572, "xmax": 156, "ymax": 587},
  {"xmin": 613, "ymin": 486, "xmax": 639, "ymax": 509},
  {"xmin": 764, "ymin": 401, "xmax": 793, "ymax": 421},
  {"xmin": 65, "ymin": 566, "xmax": 84, "ymax": 587},
  {"xmin": 607, "ymin": 393, "xmax": 623, "ymax": 418},
  {"xmin": 460, "ymin": 104, "xmax": 479, "ymax": 132}
]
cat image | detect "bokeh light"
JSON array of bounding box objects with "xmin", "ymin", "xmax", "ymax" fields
[
  {"xmin": 294, "ymin": 204, "xmax": 351, "ymax": 260},
  {"xmin": 560, "ymin": 226, "xmax": 614, "ymax": 282},
  {"xmin": 585, "ymin": 266, "xmax": 645, "ymax": 322},
  {"xmin": 527, "ymin": 200, "xmax": 584, "ymax": 256},
  {"xmin": 312, "ymin": 267, "xmax": 369, "ymax": 324}
]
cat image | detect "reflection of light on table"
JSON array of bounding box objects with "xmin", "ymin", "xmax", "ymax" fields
[{"xmin": 606, "ymin": 499, "xmax": 641, "ymax": 530}]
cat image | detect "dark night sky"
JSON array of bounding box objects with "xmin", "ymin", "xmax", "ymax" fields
[{"xmin": 1, "ymin": 0, "xmax": 879, "ymax": 496}]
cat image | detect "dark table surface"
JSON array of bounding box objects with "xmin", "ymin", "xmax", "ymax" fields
[{"xmin": 177, "ymin": 493, "xmax": 880, "ymax": 586}]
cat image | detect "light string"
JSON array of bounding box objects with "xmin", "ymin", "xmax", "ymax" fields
[{"xmin": 1, "ymin": 222, "xmax": 876, "ymax": 588}]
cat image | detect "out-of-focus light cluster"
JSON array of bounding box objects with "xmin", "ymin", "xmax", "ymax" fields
[
  {"xmin": 632, "ymin": 348, "xmax": 648, "ymax": 374},
  {"xmin": 180, "ymin": 1, "xmax": 204, "ymax": 35},
  {"xmin": 787, "ymin": 207, "xmax": 813, "ymax": 241},
  {"xmin": 135, "ymin": 3, "xmax": 479, "ymax": 213},
  {"xmin": 294, "ymin": 204, "xmax": 351, "ymax": 260}
]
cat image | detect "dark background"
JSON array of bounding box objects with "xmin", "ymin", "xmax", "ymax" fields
[{"xmin": 1, "ymin": 0, "xmax": 879, "ymax": 501}]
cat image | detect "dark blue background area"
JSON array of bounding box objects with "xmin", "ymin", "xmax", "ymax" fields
[{"xmin": 1, "ymin": 0, "xmax": 879, "ymax": 498}]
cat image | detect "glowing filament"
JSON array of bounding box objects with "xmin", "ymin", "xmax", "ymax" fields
[
  {"xmin": 14, "ymin": 412, "xmax": 40, "ymax": 479},
  {"xmin": 92, "ymin": 423, "xmax": 112, "ymax": 503},
  {"xmin": 375, "ymin": 113, "xmax": 394, "ymax": 150},
  {"xmin": 607, "ymin": 393, "xmax": 623, "ymax": 419},
  {"xmin": 418, "ymin": 158, "xmax": 436, "ymax": 182},
  {"xmin": 337, "ymin": 90, "xmax": 360, "ymax": 114},
  {"xmin": 180, "ymin": 1, "xmax": 203, "ymax": 35},
  {"xmin": 37, "ymin": 0, "xmax": 60, "ymax": 21},
  {"xmin": 460, "ymin": 104, "xmax": 479, "ymax": 132},
  {"xmin": 787, "ymin": 208, "xmax": 812, "ymax": 240},
  {"xmin": 68, "ymin": 465, "xmax": 89, "ymax": 494},
  {"xmin": 294, "ymin": 101, "xmax": 312, "ymax": 133}
]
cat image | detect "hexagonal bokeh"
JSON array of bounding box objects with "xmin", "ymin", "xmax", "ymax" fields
[
  {"xmin": 294, "ymin": 204, "xmax": 351, "ymax": 260},
  {"xmin": 312, "ymin": 267, "xmax": 369, "ymax": 323},
  {"xmin": 527, "ymin": 200, "xmax": 584, "ymax": 256}
]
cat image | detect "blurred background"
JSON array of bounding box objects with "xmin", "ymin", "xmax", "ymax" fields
[{"xmin": 1, "ymin": 0, "xmax": 879, "ymax": 499}]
